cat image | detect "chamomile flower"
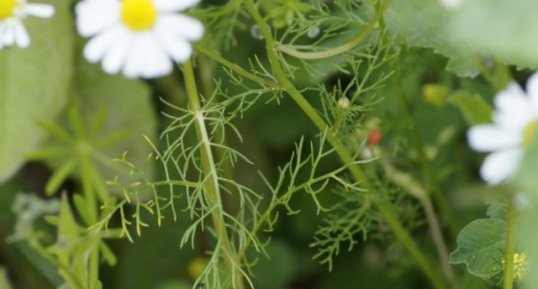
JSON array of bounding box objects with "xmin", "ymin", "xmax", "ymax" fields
[
  {"xmin": 0, "ymin": 0, "xmax": 54, "ymax": 49},
  {"xmin": 468, "ymin": 72, "xmax": 538, "ymax": 185},
  {"xmin": 75, "ymin": 0, "xmax": 204, "ymax": 79}
]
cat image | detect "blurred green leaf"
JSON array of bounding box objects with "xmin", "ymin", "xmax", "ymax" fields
[
  {"xmin": 252, "ymin": 239, "xmax": 299, "ymax": 289},
  {"xmin": 449, "ymin": 208, "xmax": 506, "ymax": 279},
  {"xmin": 57, "ymin": 195, "xmax": 80, "ymax": 248},
  {"xmin": 73, "ymin": 56, "xmax": 157, "ymax": 181},
  {"xmin": 384, "ymin": 0, "xmax": 478, "ymax": 77},
  {"xmin": 450, "ymin": 0, "xmax": 538, "ymax": 70},
  {"xmin": 156, "ymin": 281, "xmax": 191, "ymax": 289},
  {"xmin": 448, "ymin": 91, "xmax": 492, "ymax": 125},
  {"xmin": 0, "ymin": 266, "xmax": 13, "ymax": 289},
  {"xmin": 0, "ymin": 0, "xmax": 74, "ymax": 182}
]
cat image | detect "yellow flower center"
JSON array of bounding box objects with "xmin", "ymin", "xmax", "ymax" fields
[
  {"xmin": 502, "ymin": 253, "xmax": 528, "ymax": 281},
  {"xmin": 0, "ymin": 0, "xmax": 18, "ymax": 19},
  {"xmin": 120, "ymin": 0, "xmax": 157, "ymax": 31},
  {"xmin": 523, "ymin": 120, "xmax": 538, "ymax": 147}
]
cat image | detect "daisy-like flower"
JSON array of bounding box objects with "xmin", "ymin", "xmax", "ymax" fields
[
  {"xmin": 75, "ymin": 0, "xmax": 204, "ymax": 78},
  {"xmin": 468, "ymin": 72, "xmax": 538, "ymax": 185},
  {"xmin": 0, "ymin": 0, "xmax": 54, "ymax": 49}
]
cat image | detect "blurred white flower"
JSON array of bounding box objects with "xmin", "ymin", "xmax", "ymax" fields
[
  {"xmin": 0, "ymin": 0, "xmax": 54, "ymax": 49},
  {"xmin": 468, "ymin": 73, "xmax": 538, "ymax": 185},
  {"xmin": 76, "ymin": 0, "xmax": 204, "ymax": 79},
  {"xmin": 440, "ymin": 0, "xmax": 463, "ymax": 10}
]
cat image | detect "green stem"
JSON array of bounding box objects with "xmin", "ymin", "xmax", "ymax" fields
[
  {"xmin": 182, "ymin": 61, "xmax": 244, "ymax": 289},
  {"xmin": 392, "ymin": 68, "xmax": 460, "ymax": 240},
  {"xmin": 274, "ymin": 0, "xmax": 392, "ymax": 60},
  {"xmin": 244, "ymin": 1, "xmax": 446, "ymax": 289},
  {"xmin": 197, "ymin": 54, "xmax": 241, "ymax": 223},
  {"xmin": 383, "ymin": 161, "xmax": 454, "ymax": 281},
  {"xmin": 195, "ymin": 45, "xmax": 281, "ymax": 88},
  {"xmin": 503, "ymin": 197, "xmax": 517, "ymax": 289}
]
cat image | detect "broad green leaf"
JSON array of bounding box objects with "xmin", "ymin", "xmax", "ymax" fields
[
  {"xmin": 0, "ymin": 0, "xmax": 74, "ymax": 182},
  {"xmin": 384, "ymin": 0, "xmax": 478, "ymax": 77},
  {"xmin": 448, "ymin": 91, "xmax": 492, "ymax": 125},
  {"xmin": 450, "ymin": 0, "xmax": 538, "ymax": 70},
  {"xmin": 449, "ymin": 217, "xmax": 505, "ymax": 279}
]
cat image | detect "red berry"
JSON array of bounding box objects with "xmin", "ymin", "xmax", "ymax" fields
[{"xmin": 367, "ymin": 129, "xmax": 382, "ymax": 146}]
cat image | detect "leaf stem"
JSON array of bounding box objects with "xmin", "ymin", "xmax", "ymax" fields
[
  {"xmin": 182, "ymin": 61, "xmax": 244, "ymax": 289},
  {"xmin": 243, "ymin": 1, "xmax": 447, "ymax": 289},
  {"xmin": 383, "ymin": 161, "xmax": 454, "ymax": 281},
  {"xmin": 503, "ymin": 197, "xmax": 517, "ymax": 289},
  {"xmin": 392, "ymin": 67, "xmax": 460, "ymax": 240},
  {"xmin": 195, "ymin": 45, "xmax": 281, "ymax": 88},
  {"xmin": 274, "ymin": 0, "xmax": 392, "ymax": 60}
]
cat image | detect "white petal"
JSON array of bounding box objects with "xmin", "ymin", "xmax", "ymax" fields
[
  {"xmin": 0, "ymin": 23, "xmax": 6, "ymax": 48},
  {"xmin": 101, "ymin": 32, "xmax": 133, "ymax": 74},
  {"xmin": 468, "ymin": 125, "xmax": 520, "ymax": 152},
  {"xmin": 24, "ymin": 4, "xmax": 55, "ymax": 18},
  {"xmin": 83, "ymin": 25, "xmax": 125, "ymax": 63},
  {"xmin": 480, "ymin": 148, "xmax": 522, "ymax": 185},
  {"xmin": 123, "ymin": 33, "xmax": 172, "ymax": 78},
  {"xmin": 525, "ymin": 72, "xmax": 538, "ymax": 112},
  {"xmin": 154, "ymin": 0, "xmax": 200, "ymax": 11},
  {"xmin": 2, "ymin": 22, "xmax": 16, "ymax": 46},
  {"xmin": 76, "ymin": 0, "xmax": 120, "ymax": 37},
  {"xmin": 157, "ymin": 13, "xmax": 204, "ymax": 41},
  {"xmin": 154, "ymin": 23, "xmax": 192, "ymax": 63},
  {"xmin": 494, "ymin": 83, "xmax": 535, "ymax": 130},
  {"xmin": 13, "ymin": 21, "xmax": 30, "ymax": 48}
]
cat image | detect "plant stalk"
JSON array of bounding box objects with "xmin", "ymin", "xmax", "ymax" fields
[
  {"xmin": 503, "ymin": 197, "xmax": 517, "ymax": 289},
  {"xmin": 183, "ymin": 61, "xmax": 244, "ymax": 289},
  {"xmin": 244, "ymin": 1, "xmax": 447, "ymax": 289},
  {"xmin": 392, "ymin": 68, "xmax": 460, "ymax": 240}
]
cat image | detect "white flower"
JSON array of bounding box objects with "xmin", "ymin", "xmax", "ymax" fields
[
  {"xmin": 468, "ymin": 73, "xmax": 538, "ymax": 185},
  {"xmin": 0, "ymin": 0, "xmax": 54, "ymax": 49},
  {"xmin": 75, "ymin": 0, "xmax": 204, "ymax": 79},
  {"xmin": 440, "ymin": 0, "xmax": 463, "ymax": 10}
]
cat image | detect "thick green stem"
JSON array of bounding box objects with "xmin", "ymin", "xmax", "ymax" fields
[
  {"xmin": 183, "ymin": 61, "xmax": 244, "ymax": 289},
  {"xmin": 244, "ymin": 1, "xmax": 447, "ymax": 289},
  {"xmin": 503, "ymin": 197, "xmax": 517, "ymax": 289}
]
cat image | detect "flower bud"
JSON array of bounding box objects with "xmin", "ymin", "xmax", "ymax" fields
[{"xmin": 338, "ymin": 97, "xmax": 350, "ymax": 109}]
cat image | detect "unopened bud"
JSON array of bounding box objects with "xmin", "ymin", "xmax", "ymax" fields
[
  {"xmin": 422, "ymin": 83, "xmax": 450, "ymax": 107},
  {"xmin": 338, "ymin": 97, "xmax": 350, "ymax": 109}
]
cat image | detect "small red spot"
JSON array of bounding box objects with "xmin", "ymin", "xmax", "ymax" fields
[{"xmin": 367, "ymin": 129, "xmax": 382, "ymax": 146}]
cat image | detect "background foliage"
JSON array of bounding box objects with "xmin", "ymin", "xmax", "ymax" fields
[{"xmin": 1, "ymin": 0, "xmax": 538, "ymax": 289}]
